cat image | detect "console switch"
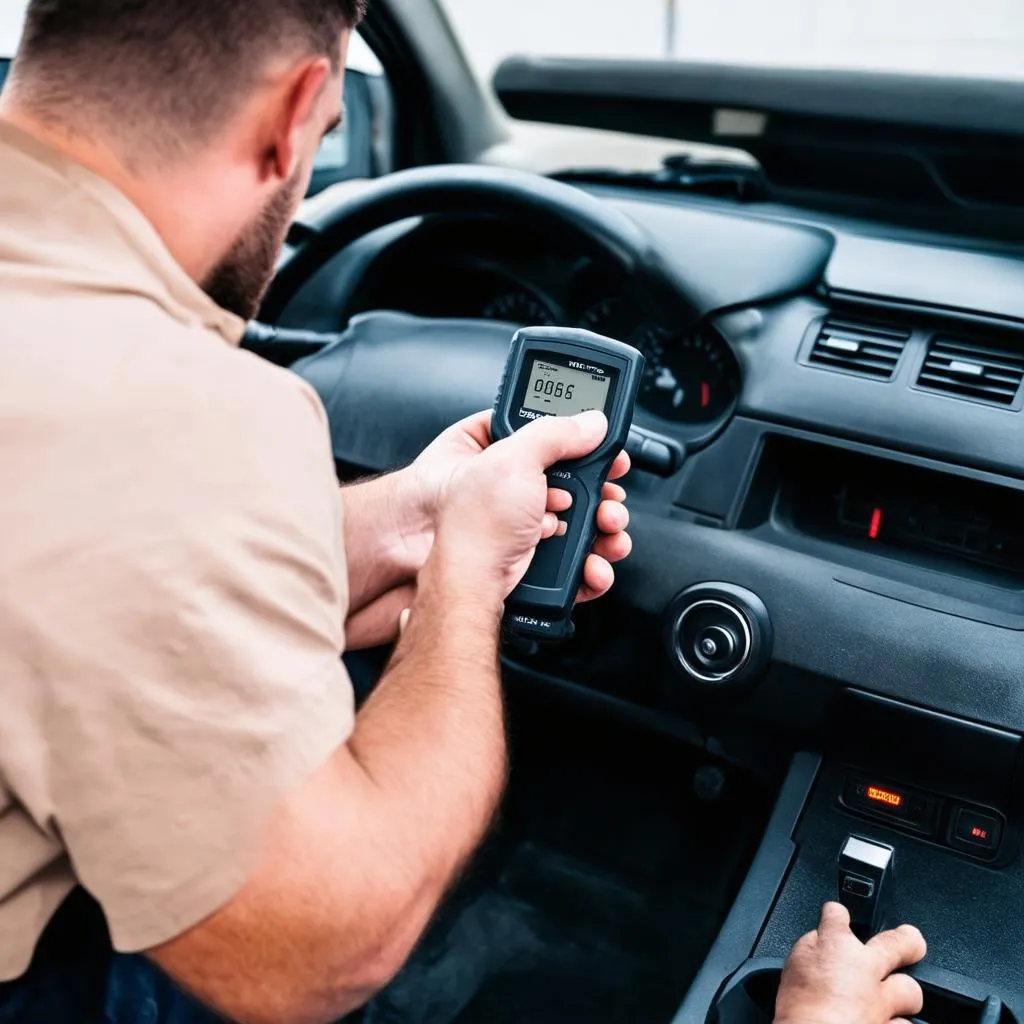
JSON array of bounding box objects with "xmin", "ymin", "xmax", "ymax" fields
[
  {"xmin": 837, "ymin": 835, "xmax": 894, "ymax": 939},
  {"xmin": 951, "ymin": 807, "xmax": 1002, "ymax": 855}
]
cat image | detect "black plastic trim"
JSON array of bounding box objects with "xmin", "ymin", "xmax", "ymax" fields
[
  {"xmin": 494, "ymin": 58, "xmax": 1024, "ymax": 139},
  {"xmin": 672, "ymin": 752, "xmax": 821, "ymax": 1024}
]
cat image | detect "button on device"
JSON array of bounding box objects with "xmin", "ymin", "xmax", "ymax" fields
[
  {"xmin": 952, "ymin": 808, "xmax": 1002, "ymax": 853},
  {"xmin": 841, "ymin": 874, "xmax": 875, "ymax": 899}
]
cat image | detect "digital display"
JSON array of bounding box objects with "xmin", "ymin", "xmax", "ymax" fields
[
  {"xmin": 522, "ymin": 360, "xmax": 611, "ymax": 417},
  {"xmin": 866, "ymin": 785, "xmax": 904, "ymax": 809}
]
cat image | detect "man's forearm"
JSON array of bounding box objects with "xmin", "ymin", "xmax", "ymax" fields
[
  {"xmin": 348, "ymin": 552, "xmax": 506, "ymax": 885},
  {"xmin": 148, "ymin": 558, "xmax": 507, "ymax": 1024},
  {"xmin": 340, "ymin": 469, "xmax": 430, "ymax": 617}
]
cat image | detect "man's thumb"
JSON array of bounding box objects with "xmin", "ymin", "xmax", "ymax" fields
[{"xmin": 511, "ymin": 410, "xmax": 608, "ymax": 468}]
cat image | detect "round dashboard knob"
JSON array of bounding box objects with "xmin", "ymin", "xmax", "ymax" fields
[{"xmin": 665, "ymin": 583, "xmax": 772, "ymax": 690}]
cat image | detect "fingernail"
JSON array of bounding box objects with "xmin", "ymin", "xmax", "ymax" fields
[{"xmin": 576, "ymin": 410, "xmax": 607, "ymax": 439}]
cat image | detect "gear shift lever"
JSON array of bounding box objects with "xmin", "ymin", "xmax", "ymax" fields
[{"xmin": 837, "ymin": 835, "xmax": 894, "ymax": 939}]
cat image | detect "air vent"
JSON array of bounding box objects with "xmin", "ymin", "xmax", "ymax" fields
[
  {"xmin": 917, "ymin": 336, "xmax": 1024, "ymax": 407},
  {"xmin": 808, "ymin": 317, "xmax": 911, "ymax": 380}
]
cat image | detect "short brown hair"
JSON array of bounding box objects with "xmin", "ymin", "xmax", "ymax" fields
[{"xmin": 13, "ymin": 0, "xmax": 365, "ymax": 155}]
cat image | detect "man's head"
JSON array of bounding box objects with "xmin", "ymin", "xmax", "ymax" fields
[{"xmin": 5, "ymin": 0, "xmax": 365, "ymax": 318}]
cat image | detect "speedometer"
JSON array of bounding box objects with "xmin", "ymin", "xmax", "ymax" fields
[
  {"xmin": 577, "ymin": 297, "xmax": 637, "ymax": 341},
  {"xmin": 482, "ymin": 290, "xmax": 558, "ymax": 326},
  {"xmin": 632, "ymin": 324, "xmax": 738, "ymax": 424}
]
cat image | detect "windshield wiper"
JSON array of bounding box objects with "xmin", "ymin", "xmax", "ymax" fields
[{"xmin": 554, "ymin": 154, "xmax": 766, "ymax": 201}]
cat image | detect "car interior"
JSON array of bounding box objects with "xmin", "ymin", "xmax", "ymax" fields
[
  {"xmin": 238, "ymin": 5, "xmax": 1024, "ymax": 1021},
  {"xmin": 7, "ymin": 0, "xmax": 1024, "ymax": 1020}
]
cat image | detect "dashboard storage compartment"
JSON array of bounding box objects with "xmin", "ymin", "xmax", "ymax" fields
[
  {"xmin": 709, "ymin": 960, "xmax": 1021, "ymax": 1024},
  {"xmin": 743, "ymin": 436, "xmax": 1024, "ymax": 589}
]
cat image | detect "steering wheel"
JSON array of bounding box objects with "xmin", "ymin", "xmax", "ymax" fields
[{"xmin": 261, "ymin": 164, "xmax": 685, "ymax": 474}]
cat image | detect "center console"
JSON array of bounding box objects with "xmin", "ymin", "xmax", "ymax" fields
[{"xmin": 676, "ymin": 694, "xmax": 1024, "ymax": 1024}]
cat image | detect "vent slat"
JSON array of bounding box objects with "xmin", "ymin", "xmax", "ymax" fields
[
  {"xmin": 816, "ymin": 353, "xmax": 901, "ymax": 372},
  {"xmin": 917, "ymin": 335, "xmax": 1024, "ymax": 407},
  {"xmin": 825, "ymin": 320, "xmax": 911, "ymax": 342},
  {"xmin": 808, "ymin": 316, "xmax": 909, "ymax": 381},
  {"xmin": 930, "ymin": 339, "xmax": 1024, "ymax": 367},
  {"xmin": 918, "ymin": 373, "xmax": 1019, "ymax": 397}
]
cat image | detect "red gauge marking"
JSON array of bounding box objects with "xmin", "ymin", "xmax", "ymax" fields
[{"xmin": 700, "ymin": 381, "xmax": 711, "ymax": 408}]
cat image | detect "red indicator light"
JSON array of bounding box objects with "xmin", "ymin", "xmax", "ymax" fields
[
  {"xmin": 971, "ymin": 826, "xmax": 989, "ymax": 841},
  {"xmin": 866, "ymin": 785, "xmax": 903, "ymax": 808},
  {"xmin": 700, "ymin": 381, "xmax": 711, "ymax": 409},
  {"xmin": 869, "ymin": 507, "xmax": 883, "ymax": 540}
]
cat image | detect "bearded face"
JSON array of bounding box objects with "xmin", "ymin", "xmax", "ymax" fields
[{"xmin": 202, "ymin": 169, "xmax": 305, "ymax": 322}]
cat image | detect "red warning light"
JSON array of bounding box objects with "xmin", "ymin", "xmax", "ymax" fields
[
  {"xmin": 700, "ymin": 381, "xmax": 711, "ymax": 409},
  {"xmin": 971, "ymin": 826, "xmax": 989, "ymax": 841},
  {"xmin": 869, "ymin": 507, "xmax": 883, "ymax": 540}
]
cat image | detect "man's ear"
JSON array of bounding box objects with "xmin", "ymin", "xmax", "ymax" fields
[{"xmin": 263, "ymin": 57, "xmax": 332, "ymax": 183}]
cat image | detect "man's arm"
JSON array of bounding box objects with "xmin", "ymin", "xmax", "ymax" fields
[
  {"xmin": 339, "ymin": 468, "xmax": 428, "ymax": 624},
  {"xmin": 151, "ymin": 552, "xmax": 505, "ymax": 1024},
  {"xmin": 148, "ymin": 411, "xmax": 610, "ymax": 1024}
]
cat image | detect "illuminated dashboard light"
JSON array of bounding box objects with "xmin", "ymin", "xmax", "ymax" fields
[
  {"xmin": 869, "ymin": 507, "xmax": 883, "ymax": 540},
  {"xmin": 866, "ymin": 785, "xmax": 903, "ymax": 808}
]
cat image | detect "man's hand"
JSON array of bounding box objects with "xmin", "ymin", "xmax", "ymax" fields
[
  {"xmin": 341, "ymin": 409, "xmax": 631, "ymax": 649},
  {"xmin": 427, "ymin": 410, "xmax": 619, "ymax": 603},
  {"xmin": 775, "ymin": 903, "xmax": 927, "ymax": 1024},
  {"xmin": 409, "ymin": 409, "xmax": 632, "ymax": 602}
]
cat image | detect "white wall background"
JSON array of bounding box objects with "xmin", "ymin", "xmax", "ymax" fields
[
  {"xmin": 0, "ymin": 0, "xmax": 25, "ymax": 54},
  {"xmin": 5, "ymin": 0, "xmax": 1024, "ymax": 81},
  {"xmin": 442, "ymin": 0, "xmax": 1024, "ymax": 82}
]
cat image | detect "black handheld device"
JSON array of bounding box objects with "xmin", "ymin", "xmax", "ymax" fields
[{"xmin": 492, "ymin": 327, "xmax": 645, "ymax": 640}]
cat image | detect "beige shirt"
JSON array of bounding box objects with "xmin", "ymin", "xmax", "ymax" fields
[{"xmin": 0, "ymin": 122, "xmax": 355, "ymax": 981}]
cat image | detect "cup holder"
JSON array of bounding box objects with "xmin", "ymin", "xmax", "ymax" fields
[{"xmin": 708, "ymin": 959, "xmax": 1020, "ymax": 1024}]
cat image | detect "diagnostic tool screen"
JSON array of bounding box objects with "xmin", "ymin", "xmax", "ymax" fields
[{"xmin": 522, "ymin": 359, "xmax": 611, "ymax": 417}]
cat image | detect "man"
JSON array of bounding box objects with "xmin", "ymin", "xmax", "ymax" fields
[{"xmin": 0, "ymin": 2, "xmax": 926, "ymax": 1022}]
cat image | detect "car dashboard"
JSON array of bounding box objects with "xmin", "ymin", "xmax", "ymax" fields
[
  {"xmin": 288, "ymin": 183, "xmax": 1024, "ymax": 740},
  {"xmin": 290, "ymin": 187, "xmax": 1024, "ymax": 716},
  {"xmin": 276, "ymin": 173, "xmax": 1024, "ymax": 1018}
]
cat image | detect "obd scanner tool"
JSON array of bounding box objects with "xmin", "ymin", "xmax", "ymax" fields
[{"xmin": 492, "ymin": 327, "xmax": 644, "ymax": 641}]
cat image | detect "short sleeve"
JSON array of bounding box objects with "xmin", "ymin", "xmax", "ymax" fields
[{"xmin": 39, "ymin": 347, "xmax": 354, "ymax": 953}]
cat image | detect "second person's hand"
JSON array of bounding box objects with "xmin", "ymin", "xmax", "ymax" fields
[{"xmin": 775, "ymin": 902, "xmax": 927, "ymax": 1024}]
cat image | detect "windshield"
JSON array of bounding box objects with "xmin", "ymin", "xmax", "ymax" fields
[{"xmin": 442, "ymin": 0, "xmax": 1024, "ymax": 83}]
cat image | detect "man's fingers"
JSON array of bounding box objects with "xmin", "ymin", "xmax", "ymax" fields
[
  {"xmin": 458, "ymin": 409, "xmax": 496, "ymax": 447},
  {"xmin": 817, "ymin": 901, "xmax": 852, "ymax": 938},
  {"xmin": 577, "ymin": 554, "xmax": 614, "ymax": 603},
  {"xmin": 607, "ymin": 450, "xmax": 631, "ymax": 481},
  {"xmin": 596, "ymin": 499, "xmax": 629, "ymax": 535},
  {"xmin": 508, "ymin": 411, "xmax": 608, "ymax": 468},
  {"xmin": 602, "ymin": 481, "xmax": 627, "ymax": 503},
  {"xmin": 547, "ymin": 488, "xmax": 574, "ymax": 513},
  {"xmin": 867, "ymin": 924, "xmax": 928, "ymax": 975},
  {"xmin": 883, "ymin": 973, "xmax": 925, "ymax": 1019},
  {"xmin": 540, "ymin": 513, "xmax": 562, "ymax": 538},
  {"xmin": 592, "ymin": 530, "xmax": 632, "ymax": 565}
]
